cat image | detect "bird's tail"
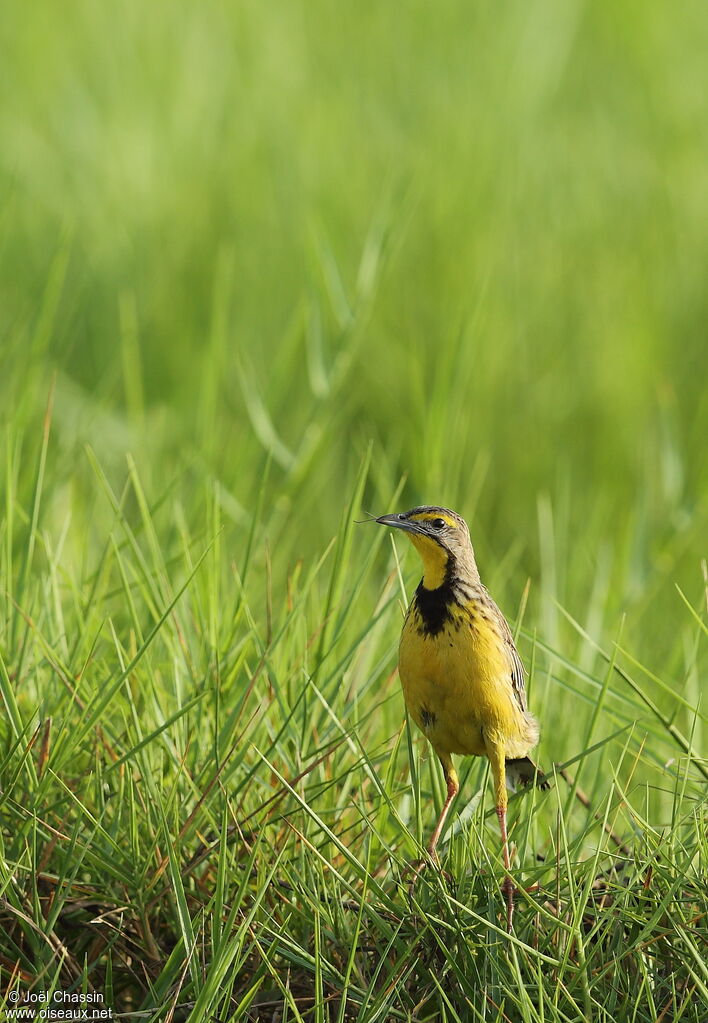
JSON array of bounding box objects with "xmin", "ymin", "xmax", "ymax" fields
[{"xmin": 505, "ymin": 757, "xmax": 550, "ymax": 793}]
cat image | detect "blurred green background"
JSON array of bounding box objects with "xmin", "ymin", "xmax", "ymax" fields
[
  {"xmin": 2, "ymin": 0, "xmax": 707, "ymax": 678},
  {"xmin": 1, "ymin": 2, "xmax": 707, "ymax": 1011}
]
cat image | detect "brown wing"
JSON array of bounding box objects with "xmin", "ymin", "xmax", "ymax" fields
[
  {"xmin": 482, "ymin": 588, "xmax": 527, "ymax": 712},
  {"xmin": 504, "ymin": 623, "xmax": 528, "ymax": 712}
]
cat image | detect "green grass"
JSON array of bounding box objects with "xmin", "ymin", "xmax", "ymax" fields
[{"xmin": 1, "ymin": 1, "xmax": 708, "ymax": 1020}]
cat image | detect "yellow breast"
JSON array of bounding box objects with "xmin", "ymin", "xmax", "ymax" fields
[{"xmin": 398, "ymin": 600, "xmax": 525, "ymax": 758}]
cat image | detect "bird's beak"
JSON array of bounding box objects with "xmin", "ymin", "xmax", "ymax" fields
[{"xmin": 375, "ymin": 513, "xmax": 422, "ymax": 536}]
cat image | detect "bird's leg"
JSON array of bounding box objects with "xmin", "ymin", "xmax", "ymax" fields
[
  {"xmin": 488, "ymin": 742, "xmax": 515, "ymax": 932},
  {"xmin": 427, "ymin": 759, "xmax": 460, "ymax": 859},
  {"xmin": 496, "ymin": 803, "xmax": 514, "ymax": 932},
  {"xmin": 407, "ymin": 756, "xmax": 459, "ymax": 889}
]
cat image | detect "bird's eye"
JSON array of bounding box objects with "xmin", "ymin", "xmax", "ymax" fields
[{"xmin": 431, "ymin": 518, "xmax": 446, "ymax": 530}]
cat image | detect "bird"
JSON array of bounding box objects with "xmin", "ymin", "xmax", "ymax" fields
[{"xmin": 375, "ymin": 505, "xmax": 548, "ymax": 929}]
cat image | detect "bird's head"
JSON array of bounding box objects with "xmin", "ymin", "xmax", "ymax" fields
[{"xmin": 375, "ymin": 505, "xmax": 478, "ymax": 590}]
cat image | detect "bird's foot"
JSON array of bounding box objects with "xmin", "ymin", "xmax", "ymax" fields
[
  {"xmin": 403, "ymin": 855, "xmax": 429, "ymax": 884},
  {"xmin": 403, "ymin": 854, "xmax": 455, "ymax": 900},
  {"xmin": 501, "ymin": 876, "xmax": 542, "ymax": 932},
  {"xmin": 502, "ymin": 875, "xmax": 515, "ymax": 932}
]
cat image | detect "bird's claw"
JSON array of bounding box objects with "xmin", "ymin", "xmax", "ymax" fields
[
  {"xmin": 403, "ymin": 855, "xmax": 455, "ymax": 901},
  {"xmin": 501, "ymin": 876, "xmax": 542, "ymax": 931}
]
